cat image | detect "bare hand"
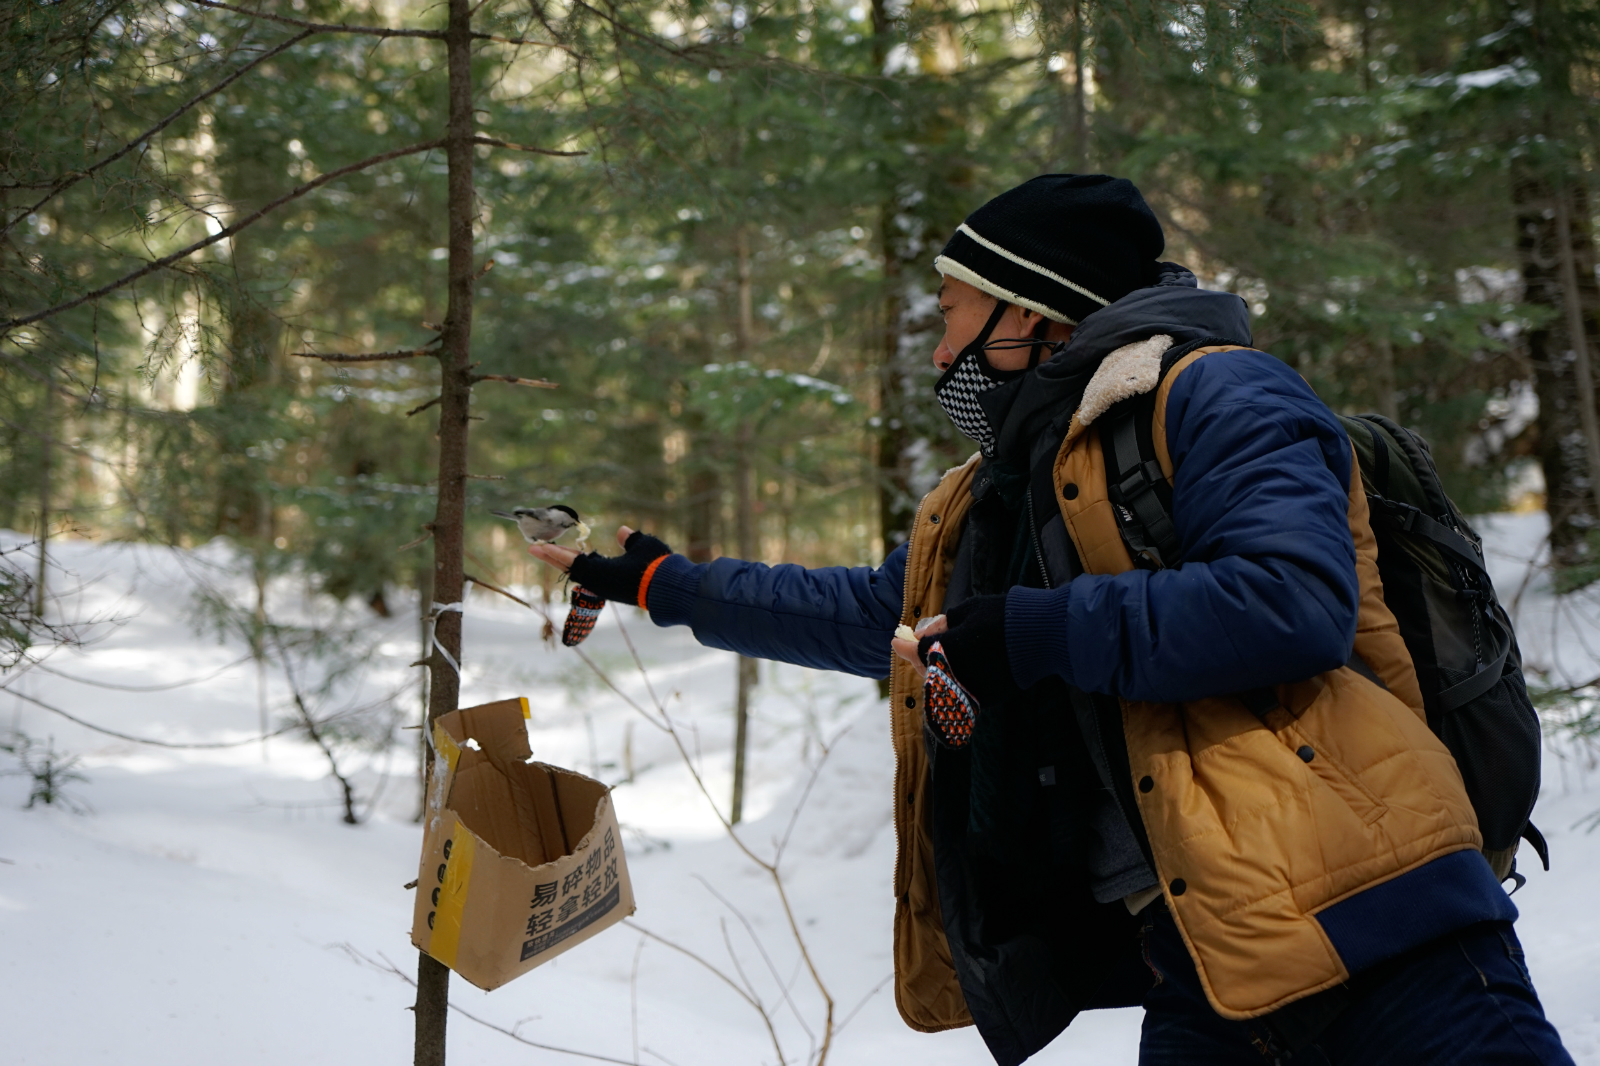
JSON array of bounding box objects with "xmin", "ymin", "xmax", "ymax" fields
[
  {"xmin": 891, "ymin": 614, "xmax": 947, "ymax": 680},
  {"xmin": 527, "ymin": 524, "xmax": 631, "ymax": 574}
]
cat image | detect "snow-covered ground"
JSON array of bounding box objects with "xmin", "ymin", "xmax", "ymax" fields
[{"xmin": 1, "ymin": 517, "xmax": 1597, "ymax": 1065}]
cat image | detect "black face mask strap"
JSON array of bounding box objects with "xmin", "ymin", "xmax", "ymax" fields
[
  {"xmin": 1027, "ymin": 319, "xmax": 1050, "ymax": 370},
  {"xmin": 968, "ymin": 300, "xmax": 1009, "ymax": 359}
]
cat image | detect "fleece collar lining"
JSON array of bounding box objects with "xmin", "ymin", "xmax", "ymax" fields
[{"xmin": 1075, "ymin": 334, "xmax": 1173, "ymax": 429}]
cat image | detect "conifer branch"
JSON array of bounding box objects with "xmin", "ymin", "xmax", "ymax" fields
[
  {"xmin": 0, "ymin": 30, "xmax": 314, "ymax": 237},
  {"xmin": 2, "ymin": 140, "xmax": 446, "ymax": 331},
  {"xmin": 471, "ymin": 374, "xmax": 558, "ymax": 388},
  {"xmin": 470, "ymin": 32, "xmax": 579, "ymax": 55},
  {"xmin": 189, "ymin": 0, "xmax": 446, "ymax": 39},
  {"xmin": 292, "ymin": 349, "xmax": 431, "ymax": 362},
  {"xmin": 470, "ymin": 136, "xmax": 586, "ymax": 156}
]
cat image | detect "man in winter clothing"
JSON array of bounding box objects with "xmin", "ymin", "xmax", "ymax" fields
[{"xmin": 529, "ymin": 174, "xmax": 1573, "ymax": 1065}]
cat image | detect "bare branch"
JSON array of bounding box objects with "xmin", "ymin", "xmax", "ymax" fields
[
  {"xmin": 26, "ymin": 652, "xmax": 255, "ymax": 692},
  {"xmin": 190, "ymin": 0, "xmax": 445, "ymax": 39},
  {"xmin": 405, "ymin": 396, "xmax": 442, "ymax": 417},
  {"xmin": 1, "ymin": 681, "xmax": 301, "ymax": 749},
  {"xmin": 1, "ymin": 30, "xmax": 314, "ymax": 236},
  {"xmin": 472, "ymin": 373, "xmax": 558, "ymax": 388},
  {"xmin": 698, "ymin": 875, "xmax": 815, "ymax": 1053},
  {"xmin": 292, "ymin": 349, "xmax": 431, "ymax": 362},
  {"xmin": 471, "ymin": 136, "xmax": 586, "ymax": 157},
  {"xmin": 3, "ymin": 140, "xmax": 445, "ymax": 331},
  {"xmin": 398, "ymin": 524, "xmax": 435, "ymax": 551},
  {"xmin": 268, "ymin": 626, "xmax": 360, "ymax": 824},
  {"xmin": 464, "ymin": 573, "xmax": 531, "ymax": 609},
  {"xmin": 622, "ymin": 922, "xmax": 788, "ymax": 1066},
  {"xmin": 336, "ymin": 947, "xmax": 638, "ymax": 1065},
  {"xmin": 471, "ymin": 32, "xmax": 563, "ymax": 48}
]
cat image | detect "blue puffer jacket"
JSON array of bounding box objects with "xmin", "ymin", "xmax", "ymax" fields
[{"xmin": 643, "ymin": 351, "xmax": 1357, "ymax": 705}]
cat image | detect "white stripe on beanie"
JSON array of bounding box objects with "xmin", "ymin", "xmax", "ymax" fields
[
  {"xmin": 955, "ymin": 222, "xmax": 1113, "ymax": 307},
  {"xmin": 933, "ymin": 255, "xmax": 1079, "ymax": 325}
]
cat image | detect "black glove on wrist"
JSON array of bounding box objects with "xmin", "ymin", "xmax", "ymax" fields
[
  {"xmin": 567, "ymin": 530, "xmax": 673, "ymax": 608},
  {"xmin": 918, "ymin": 593, "xmax": 1017, "ymax": 707}
]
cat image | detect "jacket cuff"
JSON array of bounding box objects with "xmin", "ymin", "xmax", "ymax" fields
[
  {"xmin": 1005, "ymin": 584, "xmax": 1074, "ymax": 690},
  {"xmin": 643, "ymin": 553, "xmax": 703, "ymax": 628}
]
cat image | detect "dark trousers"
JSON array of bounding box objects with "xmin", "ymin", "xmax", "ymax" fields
[{"xmin": 1137, "ymin": 902, "xmax": 1574, "ymax": 1065}]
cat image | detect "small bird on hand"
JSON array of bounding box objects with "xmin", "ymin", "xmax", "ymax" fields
[{"xmin": 490, "ymin": 505, "xmax": 591, "ymax": 549}]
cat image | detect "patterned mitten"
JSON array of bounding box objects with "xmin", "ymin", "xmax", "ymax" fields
[
  {"xmin": 561, "ymin": 586, "xmax": 607, "ymax": 647},
  {"xmin": 923, "ymin": 640, "xmax": 979, "ymax": 748}
]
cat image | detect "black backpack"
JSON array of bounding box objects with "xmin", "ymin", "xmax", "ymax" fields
[{"xmin": 1103, "ymin": 400, "xmax": 1547, "ymax": 886}]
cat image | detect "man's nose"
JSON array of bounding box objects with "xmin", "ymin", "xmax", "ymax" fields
[{"xmin": 932, "ymin": 338, "xmax": 954, "ymax": 371}]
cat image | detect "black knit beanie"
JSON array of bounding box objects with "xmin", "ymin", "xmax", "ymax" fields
[{"xmin": 934, "ymin": 174, "xmax": 1165, "ymax": 325}]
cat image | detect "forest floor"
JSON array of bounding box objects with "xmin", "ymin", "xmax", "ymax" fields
[{"xmin": 1, "ymin": 515, "xmax": 1597, "ymax": 1065}]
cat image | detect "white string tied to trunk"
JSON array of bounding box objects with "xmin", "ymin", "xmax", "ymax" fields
[{"xmin": 421, "ymin": 600, "xmax": 464, "ymax": 762}]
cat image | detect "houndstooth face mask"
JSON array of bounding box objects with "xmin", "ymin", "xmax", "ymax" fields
[{"xmin": 934, "ymin": 302, "xmax": 1029, "ymax": 458}]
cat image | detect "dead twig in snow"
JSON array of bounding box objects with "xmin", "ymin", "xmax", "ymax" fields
[
  {"xmin": 623, "ymin": 921, "xmax": 789, "ymax": 1066},
  {"xmin": 631, "ymin": 935, "xmax": 647, "ymax": 1065},
  {"xmin": 498, "ymin": 595, "xmax": 842, "ymax": 1062},
  {"xmin": 605, "ymin": 610, "xmax": 837, "ymax": 1063},
  {"xmin": 267, "ymin": 628, "xmax": 361, "ymax": 824},
  {"xmin": 24, "ymin": 652, "xmax": 255, "ymax": 692},
  {"xmin": 702, "ymin": 880, "xmax": 817, "ymax": 1060},
  {"xmin": 0, "ymin": 682, "xmax": 303, "ymax": 749},
  {"xmin": 335, "ymin": 946, "xmax": 637, "ymax": 1064}
]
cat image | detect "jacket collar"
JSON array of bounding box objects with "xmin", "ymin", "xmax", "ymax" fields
[{"xmin": 975, "ymin": 265, "xmax": 1253, "ymax": 481}]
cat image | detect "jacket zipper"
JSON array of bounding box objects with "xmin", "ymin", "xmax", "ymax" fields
[
  {"xmin": 891, "ymin": 491, "xmax": 928, "ymax": 903},
  {"xmin": 1026, "ymin": 486, "xmax": 1053, "ymax": 590}
]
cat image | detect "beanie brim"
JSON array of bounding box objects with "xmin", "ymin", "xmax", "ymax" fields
[{"xmin": 934, "ymin": 223, "xmax": 1112, "ymax": 325}]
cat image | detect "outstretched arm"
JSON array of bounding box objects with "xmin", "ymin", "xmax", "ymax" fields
[{"xmin": 531, "ymin": 528, "xmax": 907, "ymax": 680}]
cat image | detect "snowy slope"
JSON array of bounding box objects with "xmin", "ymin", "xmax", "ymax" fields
[{"xmin": 1, "ymin": 521, "xmax": 1596, "ymax": 1065}]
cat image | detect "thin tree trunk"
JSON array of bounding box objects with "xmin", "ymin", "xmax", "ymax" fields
[
  {"xmin": 731, "ymin": 230, "xmax": 757, "ymax": 825},
  {"xmin": 414, "ymin": 0, "xmax": 477, "ymax": 1059},
  {"xmin": 1069, "ymin": 0, "xmax": 1087, "ymax": 166},
  {"xmin": 414, "ymin": 562, "xmax": 433, "ymax": 823},
  {"xmin": 34, "ymin": 365, "xmax": 51, "ymax": 617},
  {"xmin": 1554, "ymin": 193, "xmax": 1600, "ymax": 514},
  {"xmin": 1517, "ymin": 173, "xmax": 1600, "ymax": 566},
  {"xmin": 870, "ymin": 0, "xmax": 914, "ymax": 557},
  {"xmin": 255, "ymin": 553, "xmax": 269, "ymax": 761},
  {"xmin": 1372, "ymin": 335, "xmax": 1399, "ymax": 422}
]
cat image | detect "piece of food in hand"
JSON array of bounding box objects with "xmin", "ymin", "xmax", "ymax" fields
[
  {"xmin": 561, "ymin": 586, "xmax": 606, "ymax": 646},
  {"xmin": 491, "ymin": 505, "xmax": 590, "ymax": 547},
  {"xmin": 895, "ymin": 623, "xmax": 917, "ymax": 642}
]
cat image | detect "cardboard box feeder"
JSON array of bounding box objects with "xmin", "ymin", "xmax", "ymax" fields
[{"xmin": 411, "ymin": 697, "xmax": 635, "ymax": 991}]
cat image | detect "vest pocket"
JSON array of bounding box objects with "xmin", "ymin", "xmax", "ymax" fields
[{"xmin": 1283, "ymin": 723, "xmax": 1390, "ymax": 827}]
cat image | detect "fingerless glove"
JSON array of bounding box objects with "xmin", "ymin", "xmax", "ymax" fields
[
  {"xmin": 917, "ymin": 593, "xmax": 1017, "ymax": 708},
  {"xmin": 567, "ymin": 530, "xmax": 673, "ymax": 609}
]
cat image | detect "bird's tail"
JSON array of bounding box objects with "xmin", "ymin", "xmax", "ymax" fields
[{"xmin": 489, "ymin": 510, "xmax": 516, "ymax": 519}]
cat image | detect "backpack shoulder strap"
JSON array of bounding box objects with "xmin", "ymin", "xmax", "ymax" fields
[
  {"xmin": 1097, "ymin": 338, "xmax": 1248, "ymax": 570},
  {"xmin": 1103, "ymin": 393, "xmax": 1182, "ymax": 570}
]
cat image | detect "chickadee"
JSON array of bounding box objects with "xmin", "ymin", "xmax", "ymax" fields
[{"xmin": 491, "ymin": 505, "xmax": 591, "ymax": 548}]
